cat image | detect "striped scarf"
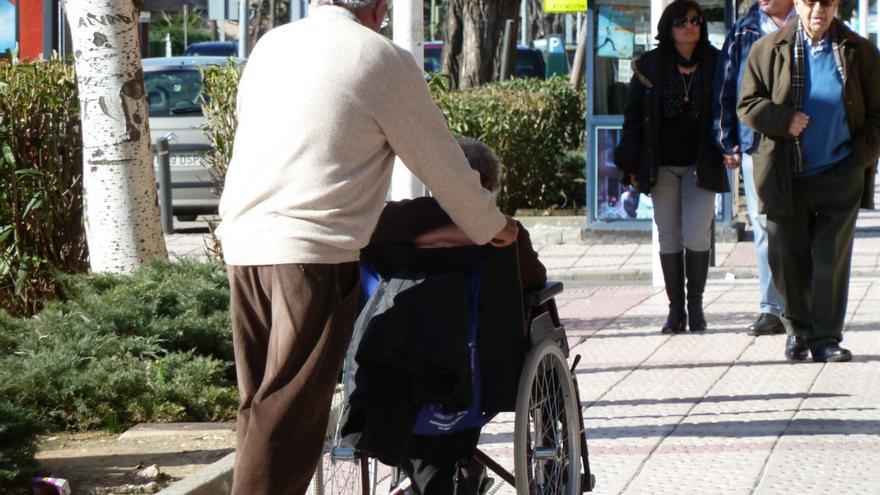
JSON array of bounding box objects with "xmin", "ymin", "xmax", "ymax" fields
[{"xmin": 791, "ymin": 20, "xmax": 846, "ymax": 174}]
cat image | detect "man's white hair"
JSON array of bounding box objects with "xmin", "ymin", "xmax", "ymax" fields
[{"xmin": 314, "ymin": 0, "xmax": 381, "ymax": 9}]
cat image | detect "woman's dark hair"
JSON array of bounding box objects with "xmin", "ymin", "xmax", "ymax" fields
[{"xmin": 655, "ymin": 0, "xmax": 709, "ymax": 51}]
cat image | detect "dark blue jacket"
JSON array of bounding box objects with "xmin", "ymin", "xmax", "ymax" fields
[{"xmin": 713, "ymin": 2, "xmax": 763, "ymax": 155}]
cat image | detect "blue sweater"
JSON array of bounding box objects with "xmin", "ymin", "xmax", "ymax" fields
[{"xmin": 799, "ymin": 39, "xmax": 852, "ymax": 176}]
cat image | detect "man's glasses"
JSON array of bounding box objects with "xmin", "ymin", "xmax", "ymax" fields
[{"xmin": 672, "ymin": 15, "xmax": 703, "ymax": 28}]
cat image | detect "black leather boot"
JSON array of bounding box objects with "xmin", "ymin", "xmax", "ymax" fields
[
  {"xmin": 685, "ymin": 249, "xmax": 710, "ymax": 332},
  {"xmin": 660, "ymin": 252, "xmax": 686, "ymax": 334}
]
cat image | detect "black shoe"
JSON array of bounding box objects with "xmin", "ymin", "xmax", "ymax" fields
[
  {"xmin": 748, "ymin": 313, "xmax": 785, "ymax": 336},
  {"xmin": 660, "ymin": 252, "xmax": 686, "ymax": 334},
  {"xmin": 810, "ymin": 342, "xmax": 853, "ymax": 363},
  {"xmin": 685, "ymin": 250, "xmax": 710, "ymax": 332},
  {"xmin": 784, "ymin": 335, "xmax": 809, "ymax": 361}
]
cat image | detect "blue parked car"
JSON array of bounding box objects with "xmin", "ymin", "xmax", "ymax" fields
[
  {"xmin": 423, "ymin": 41, "xmax": 546, "ymax": 79},
  {"xmin": 182, "ymin": 41, "xmax": 239, "ymax": 57}
]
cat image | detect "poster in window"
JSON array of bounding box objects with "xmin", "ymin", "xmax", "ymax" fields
[
  {"xmin": 597, "ymin": 5, "xmax": 635, "ymax": 59},
  {"xmin": 595, "ymin": 126, "xmax": 652, "ymax": 221},
  {"xmin": 0, "ymin": 0, "xmax": 15, "ymax": 54}
]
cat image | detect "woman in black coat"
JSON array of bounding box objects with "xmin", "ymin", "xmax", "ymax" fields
[{"xmin": 614, "ymin": 0, "xmax": 729, "ymax": 334}]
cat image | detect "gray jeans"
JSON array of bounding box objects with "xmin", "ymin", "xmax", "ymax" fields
[{"xmin": 651, "ymin": 166, "xmax": 716, "ymax": 254}]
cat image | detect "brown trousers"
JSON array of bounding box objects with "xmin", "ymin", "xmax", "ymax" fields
[{"xmin": 227, "ymin": 262, "xmax": 360, "ymax": 495}]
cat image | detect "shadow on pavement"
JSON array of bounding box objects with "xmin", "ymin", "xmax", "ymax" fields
[
  {"xmin": 583, "ymin": 418, "xmax": 880, "ymax": 439},
  {"xmin": 585, "ymin": 392, "xmax": 847, "ymax": 408},
  {"xmin": 575, "ymin": 355, "xmax": 880, "ymax": 375}
]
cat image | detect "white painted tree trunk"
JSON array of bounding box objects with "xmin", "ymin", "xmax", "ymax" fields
[{"xmin": 63, "ymin": 0, "xmax": 167, "ymax": 273}]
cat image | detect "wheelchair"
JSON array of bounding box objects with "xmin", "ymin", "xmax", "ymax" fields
[{"xmin": 310, "ymin": 244, "xmax": 595, "ymax": 495}]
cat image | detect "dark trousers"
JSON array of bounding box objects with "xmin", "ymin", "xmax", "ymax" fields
[
  {"xmin": 766, "ymin": 158, "xmax": 864, "ymax": 345},
  {"xmin": 227, "ymin": 262, "xmax": 360, "ymax": 495}
]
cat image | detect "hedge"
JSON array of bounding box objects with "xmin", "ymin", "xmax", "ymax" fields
[{"xmin": 0, "ymin": 55, "xmax": 87, "ymax": 317}]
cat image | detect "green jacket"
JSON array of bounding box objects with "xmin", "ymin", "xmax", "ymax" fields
[{"xmin": 737, "ymin": 19, "xmax": 880, "ymax": 216}]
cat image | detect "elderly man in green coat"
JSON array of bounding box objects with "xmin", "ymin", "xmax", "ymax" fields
[{"xmin": 737, "ymin": 0, "xmax": 880, "ymax": 362}]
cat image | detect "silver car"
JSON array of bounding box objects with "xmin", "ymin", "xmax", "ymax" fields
[{"xmin": 144, "ymin": 56, "xmax": 238, "ymax": 221}]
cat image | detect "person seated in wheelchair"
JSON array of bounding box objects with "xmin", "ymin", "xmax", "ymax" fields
[
  {"xmin": 371, "ymin": 137, "xmax": 547, "ymax": 292},
  {"xmin": 354, "ymin": 138, "xmax": 548, "ymax": 495}
]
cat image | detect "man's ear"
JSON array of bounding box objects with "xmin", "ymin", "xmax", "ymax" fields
[{"xmin": 370, "ymin": 0, "xmax": 387, "ymax": 29}]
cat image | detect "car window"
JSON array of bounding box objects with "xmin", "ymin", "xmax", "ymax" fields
[
  {"xmin": 184, "ymin": 47, "xmax": 236, "ymax": 57},
  {"xmin": 145, "ymin": 69, "xmax": 204, "ymax": 117}
]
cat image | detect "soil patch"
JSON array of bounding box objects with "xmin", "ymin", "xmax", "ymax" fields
[{"xmin": 32, "ymin": 424, "xmax": 235, "ymax": 494}]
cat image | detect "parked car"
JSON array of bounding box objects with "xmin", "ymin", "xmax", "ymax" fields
[
  {"xmin": 423, "ymin": 41, "xmax": 547, "ymax": 79},
  {"xmin": 182, "ymin": 41, "xmax": 239, "ymax": 57},
  {"xmin": 144, "ymin": 56, "xmax": 240, "ymax": 220}
]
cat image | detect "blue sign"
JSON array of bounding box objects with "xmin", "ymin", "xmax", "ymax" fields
[
  {"xmin": 0, "ymin": 0, "xmax": 16, "ymax": 54},
  {"xmin": 597, "ymin": 5, "xmax": 635, "ymax": 59}
]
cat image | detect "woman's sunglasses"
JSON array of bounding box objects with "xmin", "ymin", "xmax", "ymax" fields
[
  {"xmin": 801, "ymin": 0, "xmax": 836, "ymax": 7},
  {"xmin": 672, "ymin": 15, "xmax": 703, "ymax": 28}
]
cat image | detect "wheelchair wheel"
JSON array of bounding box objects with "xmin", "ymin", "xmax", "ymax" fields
[
  {"xmin": 514, "ymin": 340, "xmax": 582, "ymax": 495},
  {"xmin": 312, "ymin": 449, "xmax": 377, "ymax": 495},
  {"xmin": 310, "ymin": 385, "xmax": 378, "ymax": 495}
]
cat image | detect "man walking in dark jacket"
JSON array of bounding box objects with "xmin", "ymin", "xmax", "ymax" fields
[
  {"xmin": 738, "ymin": 0, "xmax": 880, "ymax": 362},
  {"xmin": 714, "ymin": 0, "xmax": 794, "ymax": 336}
]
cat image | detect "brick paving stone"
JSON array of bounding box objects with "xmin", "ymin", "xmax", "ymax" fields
[{"xmin": 472, "ymin": 275, "xmax": 880, "ymax": 495}]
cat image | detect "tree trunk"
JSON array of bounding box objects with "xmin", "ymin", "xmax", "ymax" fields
[
  {"xmin": 525, "ymin": 0, "xmax": 565, "ymax": 42},
  {"xmin": 63, "ymin": 0, "xmax": 167, "ymax": 273},
  {"xmin": 442, "ymin": 0, "xmax": 519, "ymax": 88}
]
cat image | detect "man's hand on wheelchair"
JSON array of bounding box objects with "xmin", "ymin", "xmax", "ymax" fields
[{"xmin": 490, "ymin": 216, "xmax": 519, "ymax": 247}]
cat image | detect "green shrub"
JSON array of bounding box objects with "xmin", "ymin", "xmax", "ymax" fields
[
  {"xmin": 0, "ymin": 55, "xmax": 87, "ymax": 316},
  {"xmin": 0, "ymin": 400, "xmax": 43, "ymax": 491},
  {"xmin": 149, "ymin": 11, "xmax": 213, "ymax": 56},
  {"xmin": 0, "ymin": 259, "xmax": 236, "ymax": 431},
  {"xmin": 434, "ymin": 76, "xmax": 586, "ymax": 213},
  {"xmin": 200, "ymin": 62, "xmax": 244, "ymax": 198},
  {"xmin": 197, "ymin": 68, "xmax": 586, "ymax": 215}
]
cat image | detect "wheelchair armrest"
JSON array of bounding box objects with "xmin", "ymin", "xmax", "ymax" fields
[{"xmin": 524, "ymin": 281, "xmax": 563, "ymax": 308}]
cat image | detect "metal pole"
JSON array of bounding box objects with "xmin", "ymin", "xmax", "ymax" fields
[
  {"xmin": 429, "ymin": 0, "xmax": 436, "ymax": 40},
  {"xmin": 238, "ymin": 0, "xmax": 248, "ymax": 58},
  {"xmin": 42, "ymin": 0, "xmax": 53, "ymax": 59},
  {"xmin": 390, "ymin": 0, "xmax": 427, "ymax": 200},
  {"xmin": 57, "ymin": 1, "xmax": 64, "ymax": 58},
  {"xmin": 520, "ymin": 0, "xmax": 528, "ymax": 46},
  {"xmin": 183, "ymin": 3, "xmax": 189, "ymax": 51},
  {"xmin": 565, "ymin": 14, "xmax": 573, "ymax": 45},
  {"xmin": 165, "ymin": 33, "xmax": 172, "ymax": 57},
  {"xmin": 576, "ymin": 12, "xmax": 583, "ymax": 43},
  {"xmin": 156, "ymin": 138, "xmax": 175, "ymax": 234},
  {"xmin": 499, "ymin": 19, "xmax": 516, "ymax": 81},
  {"xmin": 860, "ymin": 0, "xmax": 869, "ymax": 37}
]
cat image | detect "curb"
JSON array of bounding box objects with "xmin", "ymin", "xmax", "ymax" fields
[
  {"xmin": 157, "ymin": 388, "xmax": 344, "ymax": 495},
  {"xmin": 156, "ymin": 453, "xmax": 234, "ymax": 495},
  {"xmin": 545, "ymin": 266, "xmax": 761, "ymax": 283}
]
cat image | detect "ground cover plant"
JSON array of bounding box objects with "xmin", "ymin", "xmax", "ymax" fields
[{"xmin": 0, "ymin": 259, "xmax": 237, "ymax": 488}]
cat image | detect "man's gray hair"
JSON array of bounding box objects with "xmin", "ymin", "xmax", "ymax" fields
[
  {"xmin": 458, "ymin": 138, "xmax": 502, "ymax": 193},
  {"xmin": 315, "ymin": 0, "xmax": 381, "ymax": 10}
]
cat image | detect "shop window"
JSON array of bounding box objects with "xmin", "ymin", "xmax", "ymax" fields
[{"xmin": 593, "ymin": 0, "xmax": 727, "ymax": 116}]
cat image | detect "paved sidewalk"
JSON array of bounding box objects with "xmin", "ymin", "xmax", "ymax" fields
[
  {"xmin": 479, "ymin": 275, "xmax": 880, "ymax": 494},
  {"xmin": 165, "ymin": 199, "xmax": 880, "ymax": 494}
]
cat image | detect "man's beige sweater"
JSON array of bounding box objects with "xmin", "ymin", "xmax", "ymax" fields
[{"xmin": 217, "ymin": 6, "xmax": 505, "ymax": 265}]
